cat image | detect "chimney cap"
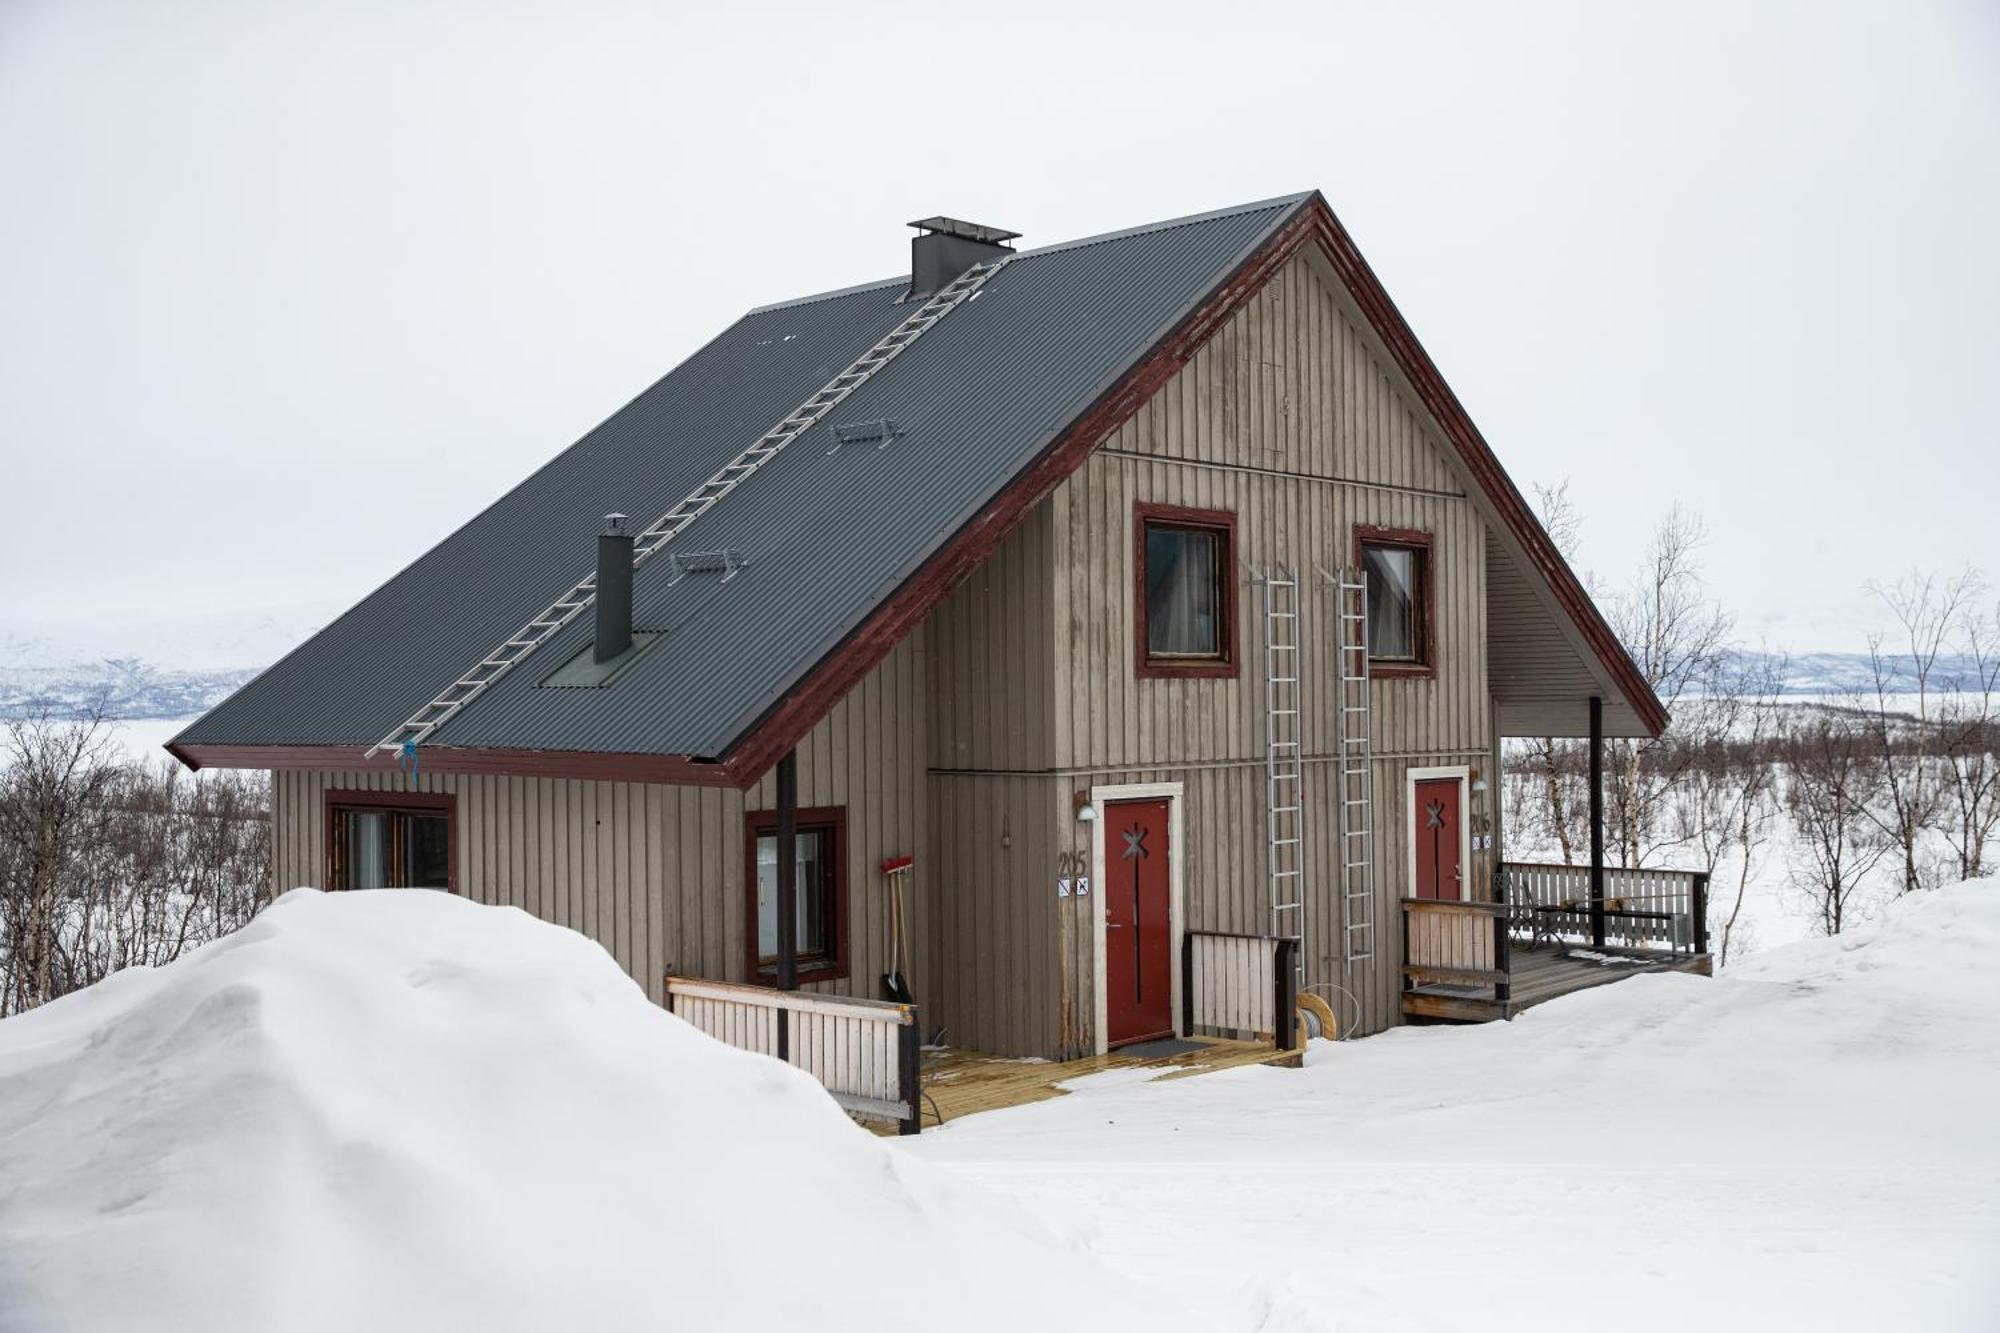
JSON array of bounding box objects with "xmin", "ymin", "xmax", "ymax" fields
[
  {"xmin": 908, "ymin": 216, "xmax": 1021, "ymax": 246},
  {"xmin": 603, "ymin": 513, "xmax": 629, "ymax": 535}
]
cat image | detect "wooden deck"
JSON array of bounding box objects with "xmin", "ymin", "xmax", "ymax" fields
[
  {"xmin": 869, "ymin": 1036, "xmax": 1300, "ymax": 1134},
  {"xmin": 1403, "ymin": 942, "xmax": 1710, "ymax": 1023}
]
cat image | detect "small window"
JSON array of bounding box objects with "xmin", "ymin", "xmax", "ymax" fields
[
  {"xmin": 1136, "ymin": 503, "xmax": 1237, "ymax": 678},
  {"xmin": 744, "ymin": 807, "xmax": 847, "ymax": 983},
  {"xmin": 327, "ymin": 794, "xmax": 454, "ymax": 890},
  {"xmin": 1357, "ymin": 527, "xmax": 1434, "ymax": 674}
]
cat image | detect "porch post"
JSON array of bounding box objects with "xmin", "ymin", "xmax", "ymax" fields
[
  {"xmin": 775, "ymin": 748, "xmax": 798, "ymax": 1059},
  {"xmin": 1588, "ymin": 695, "xmax": 1605, "ymax": 949}
]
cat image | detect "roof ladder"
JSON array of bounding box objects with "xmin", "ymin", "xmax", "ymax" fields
[
  {"xmin": 366, "ymin": 255, "xmax": 1014, "ymax": 759},
  {"xmin": 1323, "ymin": 564, "xmax": 1376, "ymax": 965},
  {"xmin": 1257, "ymin": 564, "xmax": 1307, "ymax": 990}
]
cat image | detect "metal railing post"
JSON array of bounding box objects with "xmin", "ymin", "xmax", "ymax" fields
[
  {"xmin": 1691, "ymin": 872, "xmax": 1710, "ymax": 956},
  {"xmin": 896, "ymin": 1014, "xmax": 922, "ymax": 1136},
  {"xmin": 1274, "ymin": 937, "xmax": 1299, "ymax": 1051}
]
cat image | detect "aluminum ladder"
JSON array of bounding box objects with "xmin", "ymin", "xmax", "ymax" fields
[
  {"xmin": 1327, "ymin": 565, "xmax": 1376, "ymax": 964},
  {"xmin": 367, "ymin": 256, "xmax": 1013, "ymax": 759},
  {"xmin": 1258, "ymin": 565, "xmax": 1306, "ymax": 985}
]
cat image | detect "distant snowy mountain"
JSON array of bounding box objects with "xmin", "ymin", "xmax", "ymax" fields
[
  {"xmin": 0, "ymin": 602, "xmax": 333, "ymax": 721},
  {"xmin": 1, "ymin": 606, "xmax": 1983, "ymax": 723},
  {"xmin": 1727, "ymin": 649, "xmax": 1991, "ymax": 696}
]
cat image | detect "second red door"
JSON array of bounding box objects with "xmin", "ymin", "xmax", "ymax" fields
[{"xmin": 1105, "ymin": 797, "xmax": 1174, "ymax": 1047}]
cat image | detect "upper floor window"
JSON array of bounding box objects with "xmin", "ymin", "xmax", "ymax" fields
[
  {"xmin": 327, "ymin": 792, "xmax": 454, "ymax": 890},
  {"xmin": 1357, "ymin": 526, "xmax": 1434, "ymax": 676},
  {"xmin": 1136, "ymin": 503, "xmax": 1237, "ymax": 679},
  {"xmin": 744, "ymin": 805, "xmax": 848, "ymax": 984}
]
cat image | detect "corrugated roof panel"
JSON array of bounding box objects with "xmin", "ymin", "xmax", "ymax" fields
[{"xmin": 174, "ymin": 193, "xmax": 1310, "ymax": 760}]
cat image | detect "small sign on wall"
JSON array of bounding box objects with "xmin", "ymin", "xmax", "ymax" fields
[
  {"xmin": 1057, "ymin": 877, "xmax": 1072, "ymax": 898},
  {"xmin": 1076, "ymin": 876, "xmax": 1090, "ymax": 897}
]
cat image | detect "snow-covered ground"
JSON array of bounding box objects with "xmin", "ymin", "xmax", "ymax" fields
[
  {"xmin": 0, "ymin": 890, "xmax": 1207, "ymax": 1333},
  {"xmin": 902, "ymin": 884, "xmax": 2000, "ymax": 1332},
  {"xmin": 3, "ymin": 884, "xmax": 1993, "ymax": 1331}
]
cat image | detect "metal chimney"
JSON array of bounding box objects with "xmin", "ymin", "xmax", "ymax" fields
[
  {"xmin": 908, "ymin": 216, "xmax": 1020, "ymax": 299},
  {"xmin": 594, "ymin": 514, "xmax": 633, "ymax": 663}
]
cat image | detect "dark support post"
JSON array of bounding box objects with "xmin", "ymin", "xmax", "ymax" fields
[
  {"xmin": 1588, "ymin": 695, "xmax": 1606, "ymax": 950},
  {"xmin": 1181, "ymin": 932, "xmax": 1195, "ymax": 1038},
  {"xmin": 1274, "ymin": 938, "xmax": 1299, "ymax": 1051},
  {"xmin": 896, "ymin": 1015, "xmax": 922, "ymax": 1136},
  {"xmin": 1492, "ymin": 868, "xmax": 1512, "ymax": 1006},
  {"xmin": 1691, "ymin": 872, "xmax": 1710, "ymax": 956},
  {"xmin": 775, "ymin": 749, "xmax": 798, "ymax": 1061}
]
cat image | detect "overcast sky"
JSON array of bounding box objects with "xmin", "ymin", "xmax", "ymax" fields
[{"xmin": 2, "ymin": 0, "xmax": 1995, "ymax": 654}]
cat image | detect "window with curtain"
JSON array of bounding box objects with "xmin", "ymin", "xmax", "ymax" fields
[
  {"xmin": 1360, "ymin": 534, "xmax": 1432, "ymax": 668},
  {"xmin": 328, "ymin": 800, "xmax": 452, "ymax": 890},
  {"xmin": 745, "ymin": 808, "xmax": 846, "ymax": 982},
  {"xmin": 1139, "ymin": 507, "xmax": 1235, "ymax": 675}
]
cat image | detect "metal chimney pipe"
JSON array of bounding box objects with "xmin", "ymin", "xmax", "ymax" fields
[{"xmin": 595, "ymin": 514, "xmax": 633, "ymax": 664}]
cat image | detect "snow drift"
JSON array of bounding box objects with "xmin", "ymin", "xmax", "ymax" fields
[{"xmin": 0, "ymin": 889, "xmax": 1197, "ymax": 1332}]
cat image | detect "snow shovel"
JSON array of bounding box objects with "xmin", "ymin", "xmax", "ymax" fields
[{"xmin": 880, "ymin": 855, "xmax": 915, "ymax": 1006}]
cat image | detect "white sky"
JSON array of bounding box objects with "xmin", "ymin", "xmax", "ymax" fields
[{"xmin": 2, "ymin": 0, "xmax": 1995, "ymax": 653}]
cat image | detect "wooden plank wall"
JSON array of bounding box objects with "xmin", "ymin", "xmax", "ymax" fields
[
  {"xmin": 270, "ymin": 636, "xmax": 927, "ymax": 1008},
  {"xmin": 1045, "ymin": 250, "xmax": 1500, "ymax": 1044},
  {"xmin": 922, "ymin": 505, "xmax": 1069, "ymax": 1057}
]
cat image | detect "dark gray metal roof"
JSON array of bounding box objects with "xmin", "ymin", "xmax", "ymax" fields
[{"xmin": 174, "ymin": 193, "xmax": 1312, "ymax": 761}]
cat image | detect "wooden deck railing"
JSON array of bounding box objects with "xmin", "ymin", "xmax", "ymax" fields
[
  {"xmin": 1401, "ymin": 898, "xmax": 1512, "ymax": 1003},
  {"xmin": 1499, "ymin": 862, "xmax": 1710, "ymax": 957},
  {"xmin": 664, "ymin": 977, "xmax": 923, "ymax": 1134},
  {"xmin": 1181, "ymin": 931, "xmax": 1299, "ymax": 1051}
]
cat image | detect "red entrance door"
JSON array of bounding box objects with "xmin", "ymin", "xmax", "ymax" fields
[
  {"xmin": 1105, "ymin": 798, "xmax": 1174, "ymax": 1047},
  {"xmin": 1413, "ymin": 778, "xmax": 1463, "ymax": 901}
]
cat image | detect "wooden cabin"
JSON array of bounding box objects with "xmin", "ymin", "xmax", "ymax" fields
[{"xmin": 173, "ymin": 193, "xmax": 1701, "ymax": 1131}]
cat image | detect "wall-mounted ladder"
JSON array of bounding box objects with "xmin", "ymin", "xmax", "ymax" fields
[
  {"xmin": 1326, "ymin": 566, "xmax": 1376, "ymax": 964},
  {"xmin": 1257, "ymin": 565, "xmax": 1306, "ymax": 986},
  {"xmin": 366, "ymin": 256, "xmax": 1013, "ymax": 759}
]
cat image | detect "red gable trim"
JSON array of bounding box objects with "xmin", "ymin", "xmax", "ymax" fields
[
  {"xmin": 1295, "ymin": 198, "xmax": 1667, "ymax": 736},
  {"xmin": 713, "ymin": 203, "xmax": 1326, "ymax": 788}
]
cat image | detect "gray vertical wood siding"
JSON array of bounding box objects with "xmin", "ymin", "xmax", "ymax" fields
[
  {"xmin": 273, "ymin": 636, "xmax": 927, "ymax": 1008},
  {"xmin": 1041, "ymin": 251, "xmax": 1499, "ymax": 1043}
]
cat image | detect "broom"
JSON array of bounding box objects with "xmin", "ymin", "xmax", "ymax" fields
[{"xmin": 880, "ymin": 855, "xmax": 915, "ymax": 1006}]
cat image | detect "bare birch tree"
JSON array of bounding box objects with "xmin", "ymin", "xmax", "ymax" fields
[
  {"xmin": 1862, "ymin": 570, "xmax": 1982, "ymax": 894},
  {"xmin": 1604, "ymin": 504, "xmax": 1734, "ymax": 867},
  {"xmin": 1783, "ymin": 703, "xmax": 1891, "ymax": 936}
]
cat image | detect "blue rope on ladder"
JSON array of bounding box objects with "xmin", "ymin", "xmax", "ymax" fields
[{"xmin": 399, "ymin": 739, "xmax": 420, "ymax": 784}]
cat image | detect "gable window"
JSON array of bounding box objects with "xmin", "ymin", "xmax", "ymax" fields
[
  {"xmin": 744, "ymin": 806, "xmax": 848, "ymax": 984},
  {"xmin": 326, "ymin": 791, "xmax": 455, "ymax": 891},
  {"xmin": 1135, "ymin": 503, "xmax": 1237, "ymax": 679},
  {"xmin": 1356, "ymin": 526, "xmax": 1434, "ymax": 676}
]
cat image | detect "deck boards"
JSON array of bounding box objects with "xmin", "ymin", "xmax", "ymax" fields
[
  {"xmin": 1402, "ymin": 942, "xmax": 1705, "ymax": 1022},
  {"xmin": 868, "ymin": 1036, "xmax": 1298, "ymax": 1133}
]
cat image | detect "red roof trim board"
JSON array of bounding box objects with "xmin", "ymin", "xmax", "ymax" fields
[
  {"xmin": 175, "ymin": 193, "xmax": 1663, "ymax": 787},
  {"xmin": 1295, "ymin": 197, "xmax": 1667, "ymax": 735}
]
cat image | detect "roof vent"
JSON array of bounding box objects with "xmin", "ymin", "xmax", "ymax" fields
[{"xmin": 908, "ymin": 216, "xmax": 1020, "ymax": 300}]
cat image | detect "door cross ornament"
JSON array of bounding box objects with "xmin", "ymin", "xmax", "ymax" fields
[
  {"xmin": 1121, "ymin": 825, "xmax": 1149, "ymax": 860},
  {"xmin": 1425, "ymin": 799, "xmax": 1446, "ymax": 829}
]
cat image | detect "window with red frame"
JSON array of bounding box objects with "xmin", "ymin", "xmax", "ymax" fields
[{"xmin": 1357, "ymin": 527, "xmax": 1434, "ymax": 672}]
